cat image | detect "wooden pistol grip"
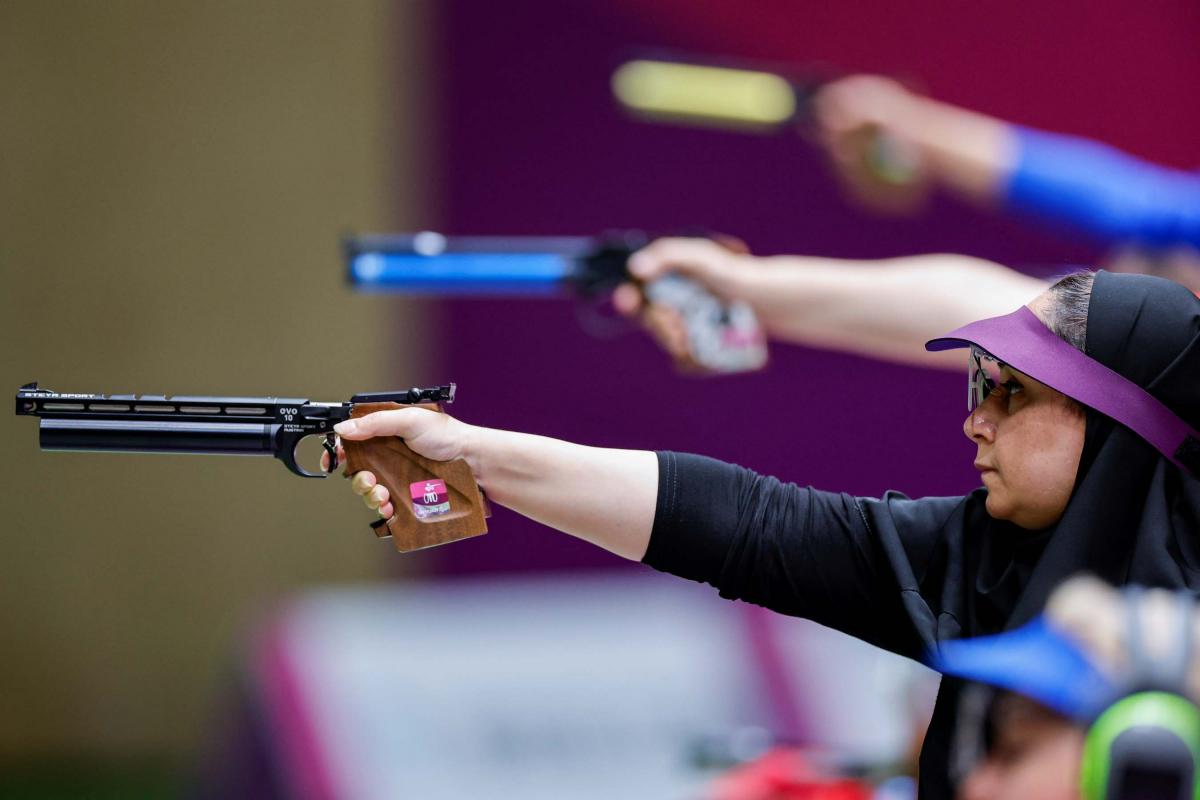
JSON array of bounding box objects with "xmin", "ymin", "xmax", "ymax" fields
[{"xmin": 341, "ymin": 401, "xmax": 488, "ymax": 552}]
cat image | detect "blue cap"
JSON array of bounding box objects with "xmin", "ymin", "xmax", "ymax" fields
[{"xmin": 929, "ymin": 617, "xmax": 1118, "ymax": 721}]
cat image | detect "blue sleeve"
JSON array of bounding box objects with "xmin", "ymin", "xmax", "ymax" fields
[{"xmin": 1005, "ymin": 126, "xmax": 1200, "ymax": 248}]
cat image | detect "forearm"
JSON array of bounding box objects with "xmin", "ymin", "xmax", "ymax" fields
[
  {"xmin": 463, "ymin": 426, "xmax": 658, "ymax": 561},
  {"xmin": 872, "ymin": 91, "xmax": 1200, "ymax": 246},
  {"xmin": 724, "ymin": 253, "xmax": 1047, "ymax": 368},
  {"xmin": 816, "ymin": 77, "xmax": 1018, "ymax": 204},
  {"xmin": 898, "ymin": 97, "xmax": 1019, "ymax": 202}
]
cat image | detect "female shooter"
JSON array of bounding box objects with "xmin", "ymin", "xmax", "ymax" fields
[{"xmin": 332, "ymin": 271, "xmax": 1199, "ymax": 796}]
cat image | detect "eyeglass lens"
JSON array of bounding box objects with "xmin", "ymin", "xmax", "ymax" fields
[{"xmin": 968, "ymin": 348, "xmax": 1004, "ymax": 411}]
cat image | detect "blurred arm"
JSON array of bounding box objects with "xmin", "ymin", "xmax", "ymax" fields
[
  {"xmin": 881, "ymin": 94, "xmax": 1019, "ymax": 202},
  {"xmin": 735, "ymin": 253, "xmax": 1048, "ymax": 367},
  {"xmin": 625, "ymin": 239, "xmax": 1048, "ymax": 370},
  {"xmin": 813, "ymin": 76, "xmax": 1018, "ymax": 206},
  {"xmin": 1005, "ymin": 127, "xmax": 1200, "ymax": 248},
  {"xmin": 816, "ymin": 76, "xmax": 1200, "ymax": 248}
]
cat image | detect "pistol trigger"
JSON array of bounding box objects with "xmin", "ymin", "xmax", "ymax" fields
[{"xmin": 323, "ymin": 433, "xmax": 339, "ymax": 472}]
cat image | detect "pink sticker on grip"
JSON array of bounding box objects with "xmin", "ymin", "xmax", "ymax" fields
[{"xmin": 410, "ymin": 479, "xmax": 450, "ymax": 519}]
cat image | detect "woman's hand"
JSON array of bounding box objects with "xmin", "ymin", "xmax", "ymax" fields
[
  {"xmin": 324, "ymin": 407, "xmax": 476, "ymax": 519},
  {"xmin": 813, "ymin": 75, "xmax": 918, "ymax": 147},
  {"xmin": 612, "ymin": 236, "xmax": 753, "ymax": 369},
  {"xmin": 322, "ymin": 407, "xmax": 659, "ymax": 561},
  {"xmin": 812, "ymin": 75, "xmax": 931, "ymax": 213}
]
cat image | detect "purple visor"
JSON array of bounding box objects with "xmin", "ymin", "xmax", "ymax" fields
[{"xmin": 926, "ymin": 306, "xmax": 1200, "ymax": 477}]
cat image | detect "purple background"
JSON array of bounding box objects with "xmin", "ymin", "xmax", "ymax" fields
[{"xmin": 413, "ymin": 0, "xmax": 1199, "ymax": 575}]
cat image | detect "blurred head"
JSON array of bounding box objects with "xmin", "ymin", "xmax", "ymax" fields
[
  {"xmin": 944, "ymin": 577, "xmax": 1200, "ymax": 800},
  {"xmin": 958, "ymin": 694, "xmax": 1082, "ymax": 800},
  {"xmin": 961, "ymin": 273, "xmax": 1092, "ymax": 529}
]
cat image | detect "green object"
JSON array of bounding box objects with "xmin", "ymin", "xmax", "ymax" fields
[
  {"xmin": 864, "ymin": 131, "xmax": 921, "ymax": 186},
  {"xmin": 1080, "ymin": 691, "xmax": 1200, "ymax": 800}
]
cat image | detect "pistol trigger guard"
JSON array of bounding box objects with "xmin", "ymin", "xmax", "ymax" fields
[{"xmin": 277, "ymin": 432, "xmax": 328, "ymax": 478}]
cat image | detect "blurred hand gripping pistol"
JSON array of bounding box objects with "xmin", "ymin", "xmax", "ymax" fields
[
  {"xmin": 345, "ymin": 230, "xmax": 768, "ymax": 375},
  {"xmin": 611, "ymin": 54, "xmax": 922, "ymax": 186},
  {"xmin": 14, "ymin": 382, "xmax": 488, "ymax": 552}
]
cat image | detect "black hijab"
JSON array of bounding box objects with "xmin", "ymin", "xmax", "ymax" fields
[
  {"xmin": 1006, "ymin": 269, "xmax": 1200, "ymax": 624},
  {"xmin": 921, "ymin": 270, "xmax": 1200, "ymax": 798}
]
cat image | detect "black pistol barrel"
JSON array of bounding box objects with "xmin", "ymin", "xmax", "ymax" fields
[
  {"xmin": 15, "ymin": 382, "xmax": 453, "ymax": 479},
  {"xmin": 16, "ymin": 384, "xmax": 297, "ymax": 458},
  {"xmin": 38, "ymin": 417, "xmax": 275, "ymax": 455}
]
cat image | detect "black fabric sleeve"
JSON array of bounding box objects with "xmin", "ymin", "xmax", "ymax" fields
[{"xmin": 642, "ymin": 451, "xmax": 966, "ymax": 660}]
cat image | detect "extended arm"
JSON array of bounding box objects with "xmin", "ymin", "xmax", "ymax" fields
[
  {"xmin": 618, "ymin": 239, "xmax": 1047, "ymax": 369},
  {"xmin": 334, "ymin": 409, "xmax": 658, "ymax": 561},
  {"xmin": 645, "ymin": 451, "xmax": 957, "ymax": 655},
  {"xmin": 814, "ymin": 75, "xmax": 1016, "ymax": 205},
  {"xmin": 815, "ymin": 76, "xmax": 1200, "ymax": 248},
  {"xmin": 724, "ymin": 252, "xmax": 1045, "ymax": 367},
  {"xmin": 334, "ymin": 411, "xmax": 959, "ymax": 659}
]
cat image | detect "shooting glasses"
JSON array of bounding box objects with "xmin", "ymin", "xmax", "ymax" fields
[{"xmin": 926, "ymin": 306, "xmax": 1200, "ymax": 478}]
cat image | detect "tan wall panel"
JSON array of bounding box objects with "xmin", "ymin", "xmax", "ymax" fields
[{"xmin": 0, "ymin": 0, "xmax": 427, "ymax": 756}]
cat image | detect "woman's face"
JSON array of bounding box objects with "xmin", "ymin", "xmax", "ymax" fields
[
  {"xmin": 962, "ymin": 348, "xmax": 1086, "ymax": 530},
  {"xmin": 958, "ymin": 695, "xmax": 1084, "ymax": 800}
]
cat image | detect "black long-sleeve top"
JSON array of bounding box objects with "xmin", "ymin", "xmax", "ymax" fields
[
  {"xmin": 641, "ymin": 451, "xmax": 1033, "ymax": 798},
  {"xmin": 645, "ymin": 272, "xmax": 1200, "ymax": 798}
]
